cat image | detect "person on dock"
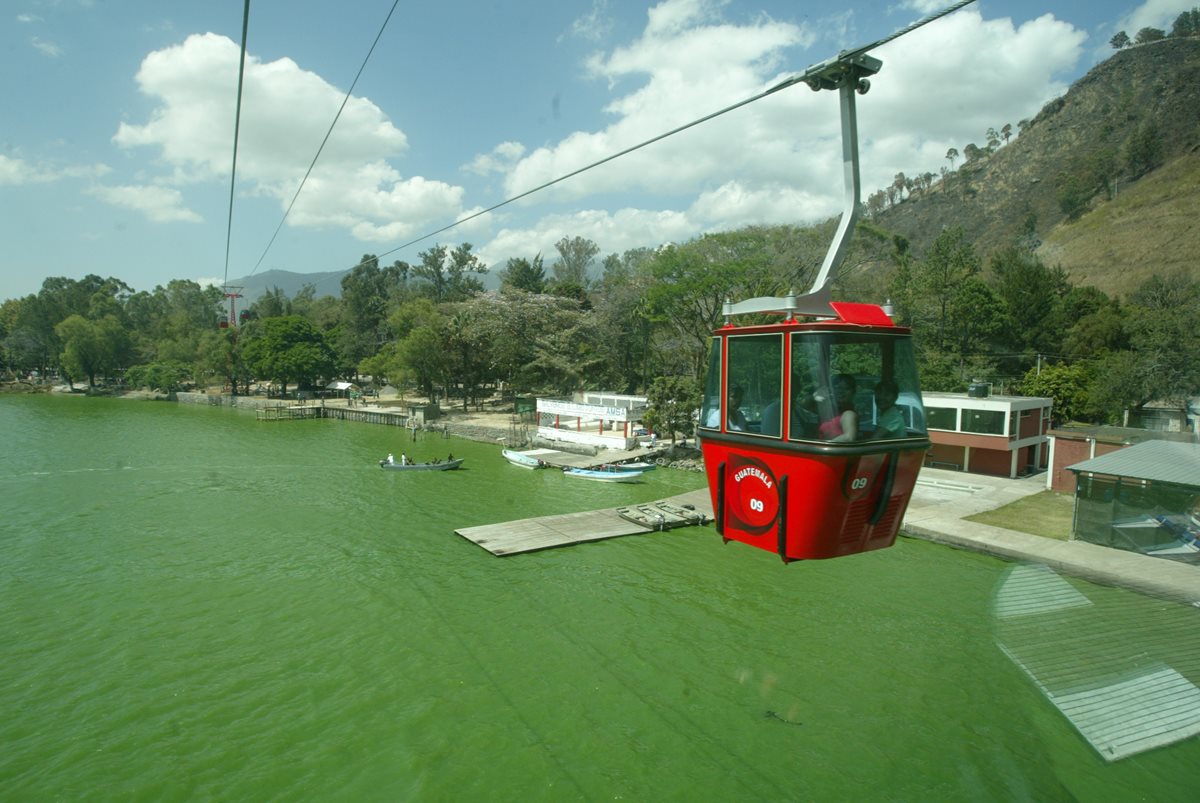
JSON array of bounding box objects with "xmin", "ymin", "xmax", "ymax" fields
[
  {"xmin": 386, "ymin": 452, "xmax": 395, "ymax": 465},
  {"xmin": 400, "ymin": 452, "xmax": 409, "ymax": 465}
]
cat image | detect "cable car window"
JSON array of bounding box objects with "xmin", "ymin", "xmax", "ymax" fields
[
  {"xmin": 699, "ymin": 338, "xmax": 723, "ymax": 431},
  {"xmin": 728, "ymin": 334, "xmax": 783, "ymax": 435},
  {"xmin": 789, "ymin": 332, "xmax": 926, "ymax": 442}
]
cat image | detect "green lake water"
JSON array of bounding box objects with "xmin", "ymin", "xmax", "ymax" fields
[{"xmin": 2, "ymin": 394, "xmax": 1197, "ymax": 800}]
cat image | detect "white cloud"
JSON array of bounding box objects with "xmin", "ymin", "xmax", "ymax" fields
[
  {"xmin": 462, "ymin": 141, "xmax": 527, "ymax": 177},
  {"xmin": 113, "ymin": 33, "xmax": 467, "ymax": 239},
  {"xmin": 854, "ymin": 10, "xmax": 1085, "ymax": 187},
  {"xmin": 0, "ymin": 154, "xmax": 110, "ymax": 185},
  {"xmin": 477, "ymin": 206, "xmax": 692, "ymax": 269},
  {"xmin": 503, "ymin": 0, "xmax": 811, "ymax": 203},
  {"xmin": 85, "ymin": 184, "xmax": 203, "ymax": 223},
  {"xmin": 30, "ymin": 36, "xmax": 62, "ymax": 57},
  {"xmin": 472, "ymin": 1, "xmax": 1085, "ymax": 266},
  {"xmin": 565, "ymin": 0, "xmax": 614, "ymax": 43}
]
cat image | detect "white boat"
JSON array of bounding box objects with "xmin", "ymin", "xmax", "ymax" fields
[
  {"xmin": 501, "ymin": 448, "xmax": 547, "ymax": 469},
  {"xmin": 606, "ymin": 461, "xmax": 657, "ymax": 471},
  {"xmin": 563, "ymin": 466, "xmax": 647, "ymax": 483}
]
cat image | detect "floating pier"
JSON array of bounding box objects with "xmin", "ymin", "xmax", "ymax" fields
[{"xmin": 455, "ymin": 488, "xmax": 713, "ymax": 556}]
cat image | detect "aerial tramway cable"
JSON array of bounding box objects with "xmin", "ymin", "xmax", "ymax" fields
[
  {"xmin": 348, "ymin": 0, "xmax": 978, "ymax": 271},
  {"xmin": 247, "ymin": 0, "xmax": 402, "ymax": 280}
]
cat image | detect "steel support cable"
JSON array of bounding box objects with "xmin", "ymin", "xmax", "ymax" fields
[
  {"xmin": 247, "ymin": 0, "xmax": 402, "ymax": 279},
  {"xmin": 222, "ymin": 0, "xmax": 252, "ymax": 287}
]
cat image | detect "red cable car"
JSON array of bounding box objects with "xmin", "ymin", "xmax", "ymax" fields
[{"xmin": 697, "ymin": 50, "xmax": 930, "ymax": 561}]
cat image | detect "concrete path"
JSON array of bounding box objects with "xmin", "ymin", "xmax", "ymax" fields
[{"xmin": 904, "ymin": 468, "xmax": 1200, "ymax": 606}]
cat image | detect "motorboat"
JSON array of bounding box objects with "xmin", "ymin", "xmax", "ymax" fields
[
  {"xmin": 563, "ymin": 466, "xmax": 647, "ymax": 483},
  {"xmin": 379, "ymin": 458, "xmax": 463, "ymax": 471},
  {"xmin": 502, "ymin": 449, "xmax": 547, "ymax": 469}
]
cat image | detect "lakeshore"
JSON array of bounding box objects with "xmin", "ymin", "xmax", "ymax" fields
[{"xmin": 17, "ymin": 384, "xmax": 1200, "ymax": 604}]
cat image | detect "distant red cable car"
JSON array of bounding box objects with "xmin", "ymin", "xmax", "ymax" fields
[{"xmin": 696, "ymin": 46, "xmax": 931, "ymax": 561}]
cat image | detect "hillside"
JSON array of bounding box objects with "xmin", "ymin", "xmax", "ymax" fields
[
  {"xmin": 224, "ymin": 268, "xmax": 350, "ymax": 302},
  {"xmin": 870, "ymin": 37, "xmax": 1200, "ymax": 299}
]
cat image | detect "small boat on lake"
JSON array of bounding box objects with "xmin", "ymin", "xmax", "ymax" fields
[
  {"xmin": 501, "ymin": 449, "xmax": 547, "ymax": 469},
  {"xmin": 605, "ymin": 460, "xmax": 657, "ymax": 471},
  {"xmin": 379, "ymin": 457, "xmax": 464, "ymax": 471},
  {"xmin": 563, "ymin": 466, "xmax": 647, "ymax": 483}
]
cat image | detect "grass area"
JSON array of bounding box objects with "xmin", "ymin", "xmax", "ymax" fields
[{"xmin": 964, "ymin": 490, "xmax": 1075, "ymax": 540}]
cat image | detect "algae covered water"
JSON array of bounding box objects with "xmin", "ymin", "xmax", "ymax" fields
[{"xmin": 2, "ymin": 394, "xmax": 1196, "ymax": 800}]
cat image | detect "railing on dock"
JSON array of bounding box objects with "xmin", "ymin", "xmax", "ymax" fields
[
  {"xmin": 255, "ymin": 405, "xmax": 321, "ymax": 421},
  {"xmin": 255, "ymin": 403, "xmax": 412, "ymax": 427}
]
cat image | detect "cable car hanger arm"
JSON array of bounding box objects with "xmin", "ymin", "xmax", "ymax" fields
[{"xmin": 724, "ymin": 0, "xmax": 977, "ymax": 323}]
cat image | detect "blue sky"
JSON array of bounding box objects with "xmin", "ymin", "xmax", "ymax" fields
[{"xmin": 2, "ymin": 0, "xmax": 1193, "ymax": 301}]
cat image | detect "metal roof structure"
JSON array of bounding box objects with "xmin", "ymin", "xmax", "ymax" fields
[{"xmin": 1067, "ymin": 440, "xmax": 1200, "ymax": 487}]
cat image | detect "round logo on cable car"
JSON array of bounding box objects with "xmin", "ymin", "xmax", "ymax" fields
[{"xmin": 728, "ymin": 455, "xmax": 780, "ymax": 534}]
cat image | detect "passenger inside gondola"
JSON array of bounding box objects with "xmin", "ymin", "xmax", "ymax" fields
[
  {"xmin": 818, "ymin": 373, "xmax": 859, "ymax": 442},
  {"xmin": 870, "ymin": 379, "xmax": 905, "ymax": 439},
  {"xmin": 726, "ymin": 385, "xmax": 749, "ymax": 431}
]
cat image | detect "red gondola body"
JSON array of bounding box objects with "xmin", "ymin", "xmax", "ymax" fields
[{"xmin": 698, "ymin": 300, "xmax": 929, "ymax": 562}]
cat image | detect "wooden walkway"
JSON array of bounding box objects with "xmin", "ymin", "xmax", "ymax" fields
[{"xmin": 455, "ymin": 488, "xmax": 713, "ymax": 556}]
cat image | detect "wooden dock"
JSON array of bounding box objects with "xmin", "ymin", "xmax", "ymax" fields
[
  {"xmin": 254, "ymin": 403, "xmax": 413, "ymax": 426},
  {"xmin": 256, "ymin": 405, "xmax": 321, "ymax": 421},
  {"xmin": 455, "ymin": 488, "xmax": 713, "ymax": 556}
]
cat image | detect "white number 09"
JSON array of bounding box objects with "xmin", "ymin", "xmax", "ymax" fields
[{"xmin": 851, "ymin": 477, "xmax": 869, "ymax": 490}]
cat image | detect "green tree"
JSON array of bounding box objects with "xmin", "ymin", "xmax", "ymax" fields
[
  {"xmin": 644, "ymin": 375, "xmax": 701, "ymax": 445},
  {"xmin": 989, "ymin": 248, "xmax": 1070, "ymax": 354},
  {"xmin": 54, "ymin": 314, "xmax": 129, "ymax": 387},
  {"xmin": 1124, "ymin": 271, "xmax": 1200, "ymax": 407},
  {"xmin": 1171, "ymin": 9, "xmax": 1200, "ymax": 37},
  {"xmin": 643, "ymin": 229, "xmax": 782, "ymax": 378},
  {"xmin": 551, "ymin": 236, "xmax": 600, "ymax": 289},
  {"xmin": 443, "ymin": 308, "xmax": 493, "ymax": 411},
  {"xmin": 241, "ymin": 315, "xmax": 336, "ymax": 396},
  {"xmin": 1134, "ymin": 27, "xmax": 1166, "ymax": 44},
  {"xmin": 1124, "ymin": 121, "xmax": 1163, "ymax": 177},
  {"xmin": 1109, "ymin": 30, "xmax": 1130, "ymax": 49},
  {"xmin": 1087, "ymin": 350, "xmax": 1146, "ymax": 424},
  {"xmin": 1017, "ymin": 362, "xmax": 1092, "ymax": 424},
  {"xmin": 338, "ymin": 255, "xmax": 399, "ymax": 372},
  {"xmin": 412, "ymin": 243, "xmax": 487, "ymax": 302},
  {"xmin": 594, "ymin": 248, "xmax": 656, "ymax": 393},
  {"xmin": 500, "ymin": 255, "xmax": 546, "ymax": 293},
  {"xmin": 250, "ymin": 286, "xmax": 293, "ymax": 319},
  {"xmin": 125, "ymin": 360, "xmax": 193, "ymax": 392},
  {"xmin": 909, "ymin": 227, "xmax": 981, "ymax": 352},
  {"xmin": 522, "ymin": 312, "xmax": 608, "ymax": 395}
]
